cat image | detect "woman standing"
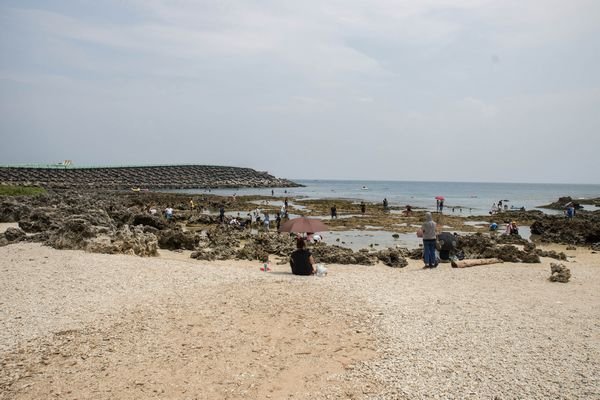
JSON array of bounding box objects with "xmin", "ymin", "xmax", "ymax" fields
[{"xmin": 421, "ymin": 212, "xmax": 438, "ymax": 268}]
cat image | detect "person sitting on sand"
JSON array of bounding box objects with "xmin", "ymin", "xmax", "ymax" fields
[{"xmin": 290, "ymin": 238, "xmax": 316, "ymax": 275}]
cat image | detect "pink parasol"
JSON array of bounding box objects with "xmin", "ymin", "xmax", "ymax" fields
[
  {"xmin": 435, "ymin": 196, "xmax": 445, "ymax": 200},
  {"xmin": 278, "ymin": 217, "xmax": 328, "ymax": 233}
]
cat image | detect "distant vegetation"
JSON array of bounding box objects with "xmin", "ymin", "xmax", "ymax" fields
[{"xmin": 0, "ymin": 185, "xmax": 46, "ymax": 196}]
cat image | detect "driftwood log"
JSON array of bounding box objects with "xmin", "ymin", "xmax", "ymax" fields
[{"xmin": 451, "ymin": 258, "xmax": 503, "ymax": 268}]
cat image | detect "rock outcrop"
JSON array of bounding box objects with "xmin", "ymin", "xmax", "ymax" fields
[
  {"xmin": 456, "ymin": 233, "xmax": 541, "ymax": 263},
  {"xmin": 530, "ymin": 214, "xmax": 600, "ymax": 245},
  {"xmin": 549, "ymin": 263, "xmax": 571, "ymax": 283},
  {"xmin": 0, "ymin": 227, "xmax": 26, "ymax": 247},
  {"xmin": 375, "ymin": 248, "xmax": 409, "ymax": 268}
]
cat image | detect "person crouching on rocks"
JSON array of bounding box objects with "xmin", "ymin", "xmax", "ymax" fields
[
  {"xmin": 164, "ymin": 205, "xmax": 174, "ymax": 222},
  {"xmin": 290, "ymin": 238, "xmax": 316, "ymax": 276}
]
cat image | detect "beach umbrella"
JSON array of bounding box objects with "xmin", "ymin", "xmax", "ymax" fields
[
  {"xmin": 279, "ymin": 217, "xmax": 328, "ymax": 233},
  {"xmin": 435, "ymin": 196, "xmax": 445, "ymax": 201}
]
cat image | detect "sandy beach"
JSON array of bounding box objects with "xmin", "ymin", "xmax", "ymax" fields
[{"xmin": 1, "ymin": 241, "xmax": 599, "ymax": 399}]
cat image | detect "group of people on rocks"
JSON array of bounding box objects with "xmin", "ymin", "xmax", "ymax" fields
[
  {"xmin": 488, "ymin": 220, "xmax": 519, "ymax": 235},
  {"xmin": 490, "ymin": 201, "xmax": 507, "ymax": 214},
  {"xmin": 149, "ymin": 205, "xmax": 174, "ymax": 222},
  {"xmin": 421, "ymin": 211, "xmax": 522, "ymax": 269},
  {"xmin": 331, "ymin": 199, "xmax": 413, "ymax": 217},
  {"xmin": 152, "ymin": 193, "xmax": 530, "ymax": 275},
  {"xmin": 225, "ymin": 207, "xmax": 285, "ymax": 231},
  {"xmin": 490, "ymin": 200, "xmax": 527, "ymax": 215}
]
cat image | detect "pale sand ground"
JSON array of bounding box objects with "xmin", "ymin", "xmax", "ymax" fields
[{"xmin": 1, "ymin": 241, "xmax": 599, "ymax": 399}]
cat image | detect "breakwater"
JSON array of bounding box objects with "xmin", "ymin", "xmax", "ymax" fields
[{"xmin": 0, "ymin": 164, "xmax": 300, "ymax": 189}]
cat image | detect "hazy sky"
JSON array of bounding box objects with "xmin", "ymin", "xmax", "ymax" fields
[{"xmin": 1, "ymin": 1, "xmax": 599, "ymax": 184}]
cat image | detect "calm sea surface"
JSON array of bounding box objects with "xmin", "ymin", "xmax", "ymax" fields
[{"xmin": 173, "ymin": 180, "xmax": 600, "ymax": 216}]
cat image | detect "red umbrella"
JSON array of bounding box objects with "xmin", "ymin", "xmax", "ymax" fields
[
  {"xmin": 435, "ymin": 196, "xmax": 445, "ymax": 200},
  {"xmin": 279, "ymin": 217, "xmax": 328, "ymax": 233}
]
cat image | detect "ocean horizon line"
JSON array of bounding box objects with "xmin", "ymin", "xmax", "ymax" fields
[{"xmin": 290, "ymin": 178, "xmax": 600, "ymax": 187}]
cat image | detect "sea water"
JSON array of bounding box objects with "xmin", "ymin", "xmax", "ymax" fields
[
  {"xmin": 173, "ymin": 180, "xmax": 600, "ymax": 216},
  {"xmin": 175, "ymin": 180, "xmax": 577, "ymax": 250}
]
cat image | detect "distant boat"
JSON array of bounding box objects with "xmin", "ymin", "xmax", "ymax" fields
[{"xmin": 361, "ymin": 186, "xmax": 368, "ymax": 190}]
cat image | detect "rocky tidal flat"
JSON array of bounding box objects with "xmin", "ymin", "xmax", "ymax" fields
[{"xmin": 1, "ymin": 190, "xmax": 599, "ymax": 263}]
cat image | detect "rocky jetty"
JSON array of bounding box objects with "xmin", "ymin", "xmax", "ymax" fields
[{"xmin": 0, "ymin": 164, "xmax": 300, "ymax": 189}]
